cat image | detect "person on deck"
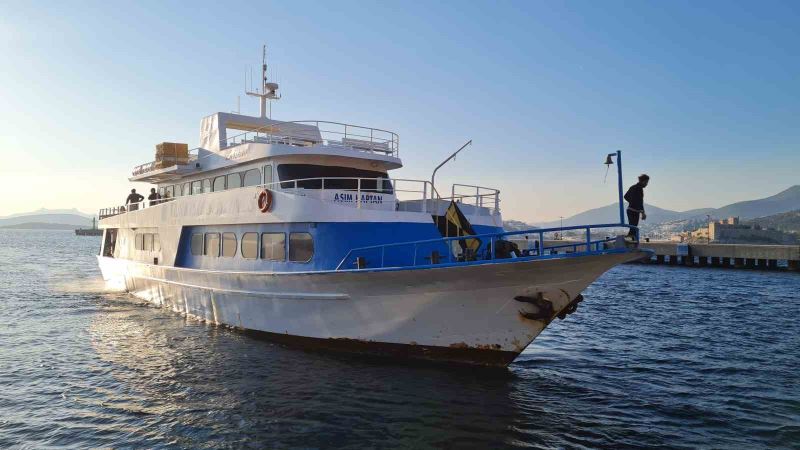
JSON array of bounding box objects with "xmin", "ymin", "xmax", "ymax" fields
[
  {"xmin": 624, "ymin": 174, "xmax": 649, "ymax": 239},
  {"xmin": 126, "ymin": 189, "xmax": 145, "ymax": 211},
  {"xmin": 148, "ymin": 188, "xmax": 161, "ymax": 206}
]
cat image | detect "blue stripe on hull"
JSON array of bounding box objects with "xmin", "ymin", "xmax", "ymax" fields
[{"xmin": 174, "ymin": 221, "xmax": 503, "ymax": 272}]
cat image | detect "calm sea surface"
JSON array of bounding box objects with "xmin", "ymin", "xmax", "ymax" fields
[{"xmin": 1, "ymin": 229, "xmax": 798, "ymax": 449}]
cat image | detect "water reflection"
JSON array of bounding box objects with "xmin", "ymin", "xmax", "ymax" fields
[{"xmin": 88, "ymin": 296, "xmax": 523, "ymax": 448}]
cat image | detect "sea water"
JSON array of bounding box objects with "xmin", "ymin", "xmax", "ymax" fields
[{"xmin": 0, "ymin": 229, "xmax": 798, "ymax": 448}]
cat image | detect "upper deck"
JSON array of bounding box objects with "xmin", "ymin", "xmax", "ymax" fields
[{"xmin": 130, "ymin": 114, "xmax": 400, "ymax": 183}]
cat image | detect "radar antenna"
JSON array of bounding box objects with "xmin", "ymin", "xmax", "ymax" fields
[{"xmin": 245, "ymin": 44, "xmax": 280, "ymax": 118}]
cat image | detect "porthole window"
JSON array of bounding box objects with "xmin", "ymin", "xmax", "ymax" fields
[
  {"xmin": 191, "ymin": 233, "xmax": 204, "ymax": 256},
  {"xmin": 222, "ymin": 232, "xmax": 237, "ymax": 257},
  {"xmin": 213, "ymin": 176, "xmax": 226, "ymax": 192},
  {"xmin": 241, "ymin": 232, "xmax": 258, "ymax": 259},
  {"xmin": 261, "ymin": 232, "xmax": 286, "ymax": 261},
  {"xmin": 289, "ymin": 232, "xmax": 314, "ymax": 263},
  {"xmin": 227, "ymin": 173, "xmax": 242, "ymax": 190},
  {"xmin": 243, "ymin": 169, "xmax": 261, "ymax": 187},
  {"xmin": 204, "ymin": 232, "xmax": 220, "ymax": 257}
]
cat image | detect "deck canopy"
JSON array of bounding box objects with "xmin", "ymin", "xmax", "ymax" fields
[{"xmin": 200, "ymin": 113, "xmax": 323, "ymax": 153}]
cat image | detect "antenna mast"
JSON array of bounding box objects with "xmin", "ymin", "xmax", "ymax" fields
[{"xmin": 245, "ymin": 44, "xmax": 280, "ymax": 118}]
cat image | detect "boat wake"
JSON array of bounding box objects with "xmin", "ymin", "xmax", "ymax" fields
[{"xmin": 50, "ymin": 276, "xmax": 127, "ymax": 295}]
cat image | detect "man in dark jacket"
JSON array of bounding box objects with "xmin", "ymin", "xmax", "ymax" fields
[
  {"xmin": 126, "ymin": 189, "xmax": 145, "ymax": 211},
  {"xmin": 624, "ymin": 174, "xmax": 649, "ymax": 239},
  {"xmin": 147, "ymin": 188, "xmax": 161, "ymax": 206}
]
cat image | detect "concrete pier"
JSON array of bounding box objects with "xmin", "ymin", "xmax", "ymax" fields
[
  {"xmin": 637, "ymin": 242, "xmax": 800, "ymax": 272},
  {"xmin": 517, "ymin": 239, "xmax": 799, "ymax": 272}
]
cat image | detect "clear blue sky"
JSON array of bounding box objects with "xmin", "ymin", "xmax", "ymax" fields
[{"xmin": 1, "ymin": 0, "xmax": 798, "ymax": 222}]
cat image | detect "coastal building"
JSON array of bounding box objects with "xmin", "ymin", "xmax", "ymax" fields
[{"xmin": 689, "ymin": 217, "xmax": 796, "ymax": 244}]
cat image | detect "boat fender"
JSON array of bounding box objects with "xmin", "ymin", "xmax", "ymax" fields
[
  {"xmin": 515, "ymin": 292, "xmax": 554, "ymax": 321},
  {"xmin": 257, "ymin": 189, "xmax": 273, "ymax": 212}
]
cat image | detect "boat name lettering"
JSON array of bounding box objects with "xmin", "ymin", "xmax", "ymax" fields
[
  {"xmin": 228, "ymin": 147, "xmax": 250, "ymax": 160},
  {"xmin": 333, "ymin": 192, "xmax": 384, "ymax": 204}
]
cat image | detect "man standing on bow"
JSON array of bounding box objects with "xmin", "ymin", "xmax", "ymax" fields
[{"xmin": 624, "ymin": 174, "xmax": 649, "ymax": 240}]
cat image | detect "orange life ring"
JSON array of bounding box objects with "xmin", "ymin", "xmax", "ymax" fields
[{"xmin": 257, "ymin": 189, "xmax": 273, "ymax": 212}]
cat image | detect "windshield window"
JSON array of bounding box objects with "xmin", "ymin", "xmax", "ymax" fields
[{"xmin": 277, "ymin": 164, "xmax": 392, "ymax": 193}]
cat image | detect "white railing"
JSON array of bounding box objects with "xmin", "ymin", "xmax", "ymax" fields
[
  {"xmin": 132, "ymin": 149, "xmax": 200, "ymax": 177},
  {"xmin": 99, "ymin": 177, "xmax": 500, "ymax": 219},
  {"xmin": 223, "ymin": 120, "xmax": 399, "ymax": 157},
  {"xmin": 99, "ymin": 197, "xmax": 176, "ymax": 219},
  {"xmin": 450, "ymin": 184, "xmax": 501, "ymax": 216}
]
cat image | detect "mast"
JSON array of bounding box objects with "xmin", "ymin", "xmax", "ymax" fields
[{"xmin": 245, "ymin": 44, "xmax": 280, "ymax": 118}]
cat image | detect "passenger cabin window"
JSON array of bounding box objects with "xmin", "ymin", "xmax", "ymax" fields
[
  {"xmin": 289, "ymin": 232, "xmax": 314, "ymax": 263},
  {"xmin": 165, "ymin": 185, "xmax": 175, "ymax": 198},
  {"xmin": 203, "ymin": 179, "xmax": 212, "ymax": 193},
  {"xmin": 192, "ymin": 180, "xmax": 202, "ymax": 195},
  {"xmin": 277, "ymin": 164, "xmax": 392, "ymax": 193},
  {"xmin": 204, "ymin": 232, "xmax": 220, "ymax": 257},
  {"xmin": 261, "ymin": 232, "xmax": 286, "ymax": 261},
  {"xmin": 191, "ymin": 233, "xmax": 203, "ymax": 256},
  {"xmin": 213, "ymin": 176, "xmax": 226, "ymax": 192},
  {"xmin": 227, "ymin": 173, "xmax": 242, "ymax": 190},
  {"xmin": 182, "ymin": 182, "xmax": 191, "ymax": 196},
  {"xmin": 135, "ymin": 233, "xmax": 159, "ymax": 252},
  {"xmin": 221, "ymin": 232, "xmax": 237, "ymax": 257},
  {"xmin": 243, "ymin": 169, "xmax": 261, "ymax": 187},
  {"xmin": 158, "ymin": 187, "xmax": 165, "ymax": 198},
  {"xmin": 241, "ymin": 232, "xmax": 258, "ymax": 259},
  {"xmin": 263, "ymin": 165, "xmax": 273, "ymax": 186}
]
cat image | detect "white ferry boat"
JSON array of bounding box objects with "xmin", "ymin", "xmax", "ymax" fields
[{"xmin": 97, "ymin": 49, "xmax": 648, "ymax": 367}]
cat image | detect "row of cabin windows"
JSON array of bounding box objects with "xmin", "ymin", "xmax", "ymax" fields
[
  {"xmin": 158, "ymin": 164, "xmax": 394, "ymax": 200},
  {"xmin": 190, "ymin": 231, "xmax": 314, "ymax": 263},
  {"xmin": 159, "ymin": 165, "xmax": 274, "ymax": 199},
  {"xmin": 135, "ymin": 233, "xmax": 160, "ymax": 252}
]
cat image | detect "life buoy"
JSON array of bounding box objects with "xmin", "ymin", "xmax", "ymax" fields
[{"xmin": 257, "ymin": 189, "xmax": 273, "ymax": 212}]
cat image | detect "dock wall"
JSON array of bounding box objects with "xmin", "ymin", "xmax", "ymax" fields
[{"xmin": 510, "ymin": 238, "xmax": 799, "ymax": 272}]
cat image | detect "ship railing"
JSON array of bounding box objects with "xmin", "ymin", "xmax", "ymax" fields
[
  {"xmin": 98, "ymin": 177, "xmax": 499, "ymax": 219},
  {"xmin": 131, "ymin": 149, "xmax": 200, "ymax": 177},
  {"xmin": 335, "ymin": 223, "xmax": 638, "ymax": 271},
  {"xmin": 98, "ymin": 196, "xmax": 176, "ymax": 219},
  {"xmin": 258, "ymin": 177, "xmax": 497, "ymax": 216},
  {"xmin": 222, "ymin": 120, "xmax": 399, "ymax": 157},
  {"xmin": 450, "ymin": 184, "xmax": 501, "ymax": 217}
]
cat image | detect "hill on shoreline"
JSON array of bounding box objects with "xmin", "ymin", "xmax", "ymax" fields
[
  {"xmin": 534, "ymin": 185, "xmax": 800, "ymax": 228},
  {"xmin": 0, "ymin": 222, "xmax": 80, "ymax": 230}
]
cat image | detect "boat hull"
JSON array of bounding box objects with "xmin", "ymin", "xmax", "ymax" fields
[{"xmin": 97, "ymin": 250, "xmax": 647, "ymax": 366}]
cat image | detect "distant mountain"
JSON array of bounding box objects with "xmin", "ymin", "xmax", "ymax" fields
[
  {"xmin": 534, "ymin": 185, "xmax": 800, "ymax": 228},
  {"xmin": 535, "ymin": 203, "xmax": 712, "ymax": 228},
  {"xmin": 0, "ymin": 222, "xmax": 79, "ymax": 230},
  {"xmin": 503, "ymin": 220, "xmax": 537, "ymax": 231},
  {"xmin": 745, "ymin": 209, "xmax": 800, "ymax": 233},
  {"xmin": 0, "ymin": 208, "xmax": 93, "ymax": 220},
  {"xmin": 0, "ymin": 213, "xmax": 91, "ymax": 228},
  {"xmin": 713, "ymin": 186, "xmax": 800, "ymax": 219}
]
